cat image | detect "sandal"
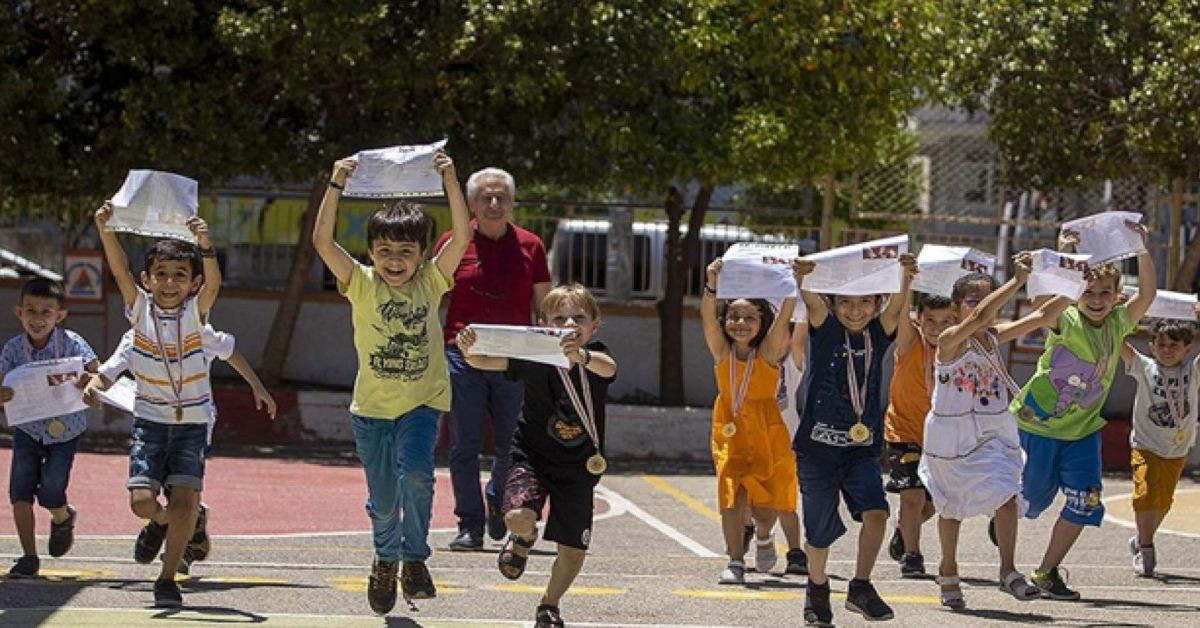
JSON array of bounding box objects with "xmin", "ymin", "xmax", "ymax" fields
[
  {"xmin": 936, "ymin": 574, "xmax": 966, "ymax": 610},
  {"xmin": 1000, "ymin": 570, "xmax": 1039, "ymax": 600},
  {"xmin": 497, "ymin": 532, "xmax": 536, "ymax": 580},
  {"xmin": 535, "ymin": 604, "xmax": 565, "ymax": 628}
]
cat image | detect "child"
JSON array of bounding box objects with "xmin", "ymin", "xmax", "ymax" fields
[
  {"xmin": 456, "ymin": 283, "xmax": 617, "ymax": 628},
  {"xmin": 701, "ymin": 258, "xmax": 800, "ymax": 585},
  {"xmin": 311, "ymin": 149, "xmax": 469, "ymax": 615},
  {"xmin": 775, "ymin": 320, "xmax": 810, "ymax": 576},
  {"xmin": 93, "ymin": 204, "xmax": 220, "ymax": 607},
  {"xmin": 1120, "ymin": 315, "xmax": 1200, "ymax": 576},
  {"xmin": 0, "ymin": 278, "xmax": 99, "ymax": 577},
  {"xmin": 1011, "ymin": 220, "xmax": 1156, "ymax": 600},
  {"xmin": 793, "ymin": 252, "xmax": 917, "ymax": 625},
  {"xmin": 919, "ymin": 260, "xmax": 1069, "ymax": 609},
  {"xmin": 883, "ymin": 291, "xmax": 954, "ymax": 577}
]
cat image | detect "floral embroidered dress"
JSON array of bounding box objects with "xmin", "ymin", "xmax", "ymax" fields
[{"xmin": 918, "ymin": 333, "xmax": 1027, "ymax": 520}]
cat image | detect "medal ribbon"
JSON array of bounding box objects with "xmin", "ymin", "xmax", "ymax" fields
[
  {"xmin": 1163, "ymin": 365, "xmax": 1188, "ymax": 439},
  {"xmin": 969, "ymin": 332, "xmax": 1020, "ymax": 399},
  {"xmin": 844, "ymin": 332, "xmax": 872, "ymax": 419},
  {"xmin": 1087, "ymin": 321, "xmax": 1114, "ymax": 388},
  {"xmin": 727, "ymin": 349, "xmax": 756, "ymax": 419},
  {"xmin": 151, "ymin": 304, "xmax": 186, "ymax": 420},
  {"xmin": 557, "ymin": 364, "xmax": 599, "ymax": 454}
]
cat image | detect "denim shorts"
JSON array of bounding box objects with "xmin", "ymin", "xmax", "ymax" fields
[
  {"xmin": 127, "ymin": 419, "xmax": 208, "ymax": 493},
  {"xmin": 8, "ymin": 430, "xmax": 80, "ymax": 507},
  {"xmin": 797, "ymin": 449, "xmax": 890, "ymax": 548}
]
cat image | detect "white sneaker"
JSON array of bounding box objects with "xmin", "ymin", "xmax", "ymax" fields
[
  {"xmin": 755, "ymin": 536, "xmax": 778, "ymax": 573},
  {"xmin": 719, "ymin": 561, "xmax": 745, "ymax": 584}
]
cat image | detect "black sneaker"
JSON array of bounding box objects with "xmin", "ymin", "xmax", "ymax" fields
[
  {"xmin": 367, "ymin": 559, "xmax": 398, "ymax": 615},
  {"xmin": 899, "ymin": 552, "xmax": 926, "ymax": 577},
  {"xmin": 447, "ymin": 529, "xmax": 483, "ymax": 551},
  {"xmin": 486, "ymin": 504, "xmax": 507, "ymax": 541},
  {"xmin": 135, "ymin": 521, "xmax": 168, "ymax": 564},
  {"xmin": 742, "ymin": 523, "xmax": 756, "ymax": 554},
  {"xmin": 804, "ymin": 580, "xmax": 833, "ymax": 626},
  {"xmin": 48, "ymin": 506, "xmax": 77, "ymax": 558},
  {"xmin": 8, "ymin": 555, "xmax": 39, "ymax": 578},
  {"xmin": 786, "ymin": 548, "xmax": 809, "ymax": 575},
  {"xmin": 987, "ymin": 518, "xmax": 998, "ymax": 547},
  {"xmin": 401, "ymin": 561, "xmax": 437, "ymax": 599},
  {"xmin": 887, "ymin": 527, "xmax": 904, "ymax": 562},
  {"xmin": 153, "ymin": 578, "xmax": 183, "ymax": 608},
  {"xmin": 1032, "ymin": 567, "xmax": 1080, "ymax": 601},
  {"xmin": 846, "ymin": 579, "xmax": 895, "ymax": 621},
  {"xmin": 189, "ymin": 503, "xmax": 210, "ymax": 561}
]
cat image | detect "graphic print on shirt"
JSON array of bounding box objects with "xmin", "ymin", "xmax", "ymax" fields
[
  {"xmin": 1046, "ymin": 344, "xmax": 1105, "ymax": 414},
  {"xmin": 939, "ymin": 360, "xmax": 1006, "ymax": 408},
  {"xmin": 547, "ymin": 394, "xmax": 589, "ymax": 448},
  {"xmin": 1148, "ymin": 368, "xmax": 1190, "ymax": 429},
  {"xmin": 368, "ymin": 300, "xmax": 430, "ymax": 381}
]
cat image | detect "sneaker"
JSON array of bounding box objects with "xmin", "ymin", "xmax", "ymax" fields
[
  {"xmin": 48, "ymin": 506, "xmax": 77, "ymax": 558},
  {"xmin": 189, "ymin": 503, "xmax": 210, "ymax": 561},
  {"xmin": 804, "ymin": 580, "xmax": 833, "ymax": 626},
  {"xmin": 401, "ymin": 561, "xmax": 437, "ymax": 599},
  {"xmin": 845, "ymin": 579, "xmax": 895, "ymax": 621},
  {"xmin": 1031, "ymin": 566, "xmax": 1080, "ymax": 601},
  {"xmin": 899, "ymin": 552, "xmax": 926, "ymax": 577},
  {"xmin": 447, "ymin": 529, "xmax": 483, "ymax": 551},
  {"xmin": 785, "ymin": 548, "xmax": 809, "ymax": 575},
  {"xmin": 742, "ymin": 523, "xmax": 755, "ymax": 554},
  {"xmin": 8, "ymin": 555, "xmax": 39, "ymax": 578},
  {"xmin": 1134, "ymin": 545, "xmax": 1156, "ymax": 577},
  {"xmin": 486, "ymin": 503, "xmax": 507, "ymax": 541},
  {"xmin": 135, "ymin": 521, "xmax": 168, "ymax": 564},
  {"xmin": 755, "ymin": 536, "xmax": 778, "ymax": 573},
  {"xmin": 153, "ymin": 578, "xmax": 183, "ymax": 608},
  {"xmin": 366, "ymin": 559, "xmax": 398, "ymax": 615},
  {"xmin": 987, "ymin": 518, "xmax": 998, "ymax": 547},
  {"xmin": 718, "ymin": 560, "xmax": 745, "ymax": 585},
  {"xmin": 887, "ymin": 527, "xmax": 904, "ymax": 562}
]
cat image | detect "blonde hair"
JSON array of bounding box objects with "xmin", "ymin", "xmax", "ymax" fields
[
  {"xmin": 1085, "ymin": 262, "xmax": 1122, "ymax": 291},
  {"xmin": 540, "ymin": 283, "xmax": 600, "ymax": 320}
]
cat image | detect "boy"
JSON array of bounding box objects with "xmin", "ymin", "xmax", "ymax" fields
[
  {"xmin": 92, "ymin": 203, "xmax": 221, "ymax": 607},
  {"xmin": 1120, "ymin": 315, "xmax": 1200, "ymax": 576},
  {"xmin": 312, "ymin": 149, "xmax": 470, "ymax": 615},
  {"xmin": 883, "ymin": 292, "xmax": 954, "ymax": 576},
  {"xmin": 456, "ymin": 283, "xmax": 617, "ymax": 628},
  {"xmin": 1011, "ymin": 221, "xmax": 1155, "ymax": 600},
  {"xmin": 793, "ymin": 253, "xmax": 917, "ymax": 625},
  {"xmin": 0, "ymin": 278, "xmax": 99, "ymax": 577}
]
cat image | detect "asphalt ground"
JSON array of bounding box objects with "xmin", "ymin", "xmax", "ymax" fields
[{"xmin": 2, "ymin": 446, "xmax": 1199, "ymax": 627}]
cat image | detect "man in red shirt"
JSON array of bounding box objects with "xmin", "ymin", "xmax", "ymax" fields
[{"xmin": 437, "ymin": 167, "xmax": 552, "ymax": 550}]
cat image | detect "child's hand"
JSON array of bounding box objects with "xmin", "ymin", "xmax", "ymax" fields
[
  {"xmin": 793, "ymin": 257, "xmax": 816, "ymax": 279},
  {"xmin": 899, "ymin": 252, "xmax": 918, "ymax": 282},
  {"xmin": 253, "ymin": 385, "xmax": 277, "ymax": 420},
  {"xmin": 561, "ymin": 330, "xmax": 587, "ymax": 362},
  {"xmin": 433, "ymin": 150, "xmax": 456, "ymax": 182},
  {"xmin": 1057, "ymin": 228, "xmax": 1080, "ymax": 253},
  {"xmin": 456, "ymin": 327, "xmax": 478, "ymax": 354},
  {"xmin": 1126, "ymin": 219, "xmax": 1150, "ymax": 244},
  {"xmin": 80, "ymin": 376, "xmax": 108, "ymax": 407},
  {"xmin": 0, "ymin": 386, "xmax": 13, "ymax": 405},
  {"xmin": 706, "ymin": 259, "xmax": 723, "ymax": 286},
  {"xmin": 94, "ymin": 201, "xmax": 114, "ymax": 228},
  {"xmin": 1012, "ymin": 251, "xmax": 1033, "ymax": 280},
  {"xmin": 187, "ymin": 216, "xmax": 212, "ymax": 250},
  {"xmin": 331, "ymin": 159, "xmax": 357, "ymax": 186}
]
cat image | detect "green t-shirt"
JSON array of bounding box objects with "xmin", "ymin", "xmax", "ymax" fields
[
  {"xmin": 1011, "ymin": 305, "xmax": 1136, "ymax": 440},
  {"xmin": 339, "ymin": 261, "xmax": 452, "ymax": 419}
]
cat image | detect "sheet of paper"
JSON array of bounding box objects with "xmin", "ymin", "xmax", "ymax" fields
[
  {"xmin": 716, "ymin": 242, "xmax": 799, "ymax": 299},
  {"xmin": 465, "ymin": 325, "xmax": 574, "ymax": 368},
  {"xmin": 343, "ymin": 140, "xmax": 448, "ymax": 198},
  {"xmin": 910, "ymin": 245, "xmax": 996, "ymax": 298},
  {"xmin": 1061, "ymin": 211, "xmax": 1145, "ymax": 264},
  {"xmin": 95, "ymin": 376, "xmax": 137, "ymax": 414},
  {"xmin": 1121, "ymin": 286, "xmax": 1198, "ymax": 321},
  {"xmin": 107, "ymin": 170, "xmax": 199, "ymax": 243},
  {"xmin": 766, "ymin": 297, "xmax": 808, "ymax": 323},
  {"xmin": 1026, "ymin": 249, "xmax": 1089, "ymax": 300},
  {"xmin": 800, "ymin": 235, "xmax": 909, "ymax": 296},
  {"xmin": 1, "ymin": 357, "xmax": 88, "ymax": 426}
]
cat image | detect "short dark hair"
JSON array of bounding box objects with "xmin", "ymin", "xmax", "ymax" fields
[
  {"xmin": 951, "ymin": 272, "xmax": 1000, "ymax": 304},
  {"xmin": 918, "ymin": 293, "xmax": 953, "ymax": 313},
  {"xmin": 1151, "ymin": 319, "xmax": 1196, "ymax": 345},
  {"xmin": 367, "ymin": 201, "xmax": 434, "ymax": 251},
  {"xmin": 143, "ymin": 239, "xmax": 202, "ymax": 277},
  {"xmin": 718, "ymin": 298, "xmax": 776, "ymax": 349},
  {"xmin": 21, "ymin": 277, "xmax": 64, "ymax": 306}
]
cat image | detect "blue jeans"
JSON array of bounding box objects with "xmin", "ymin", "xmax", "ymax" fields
[
  {"xmin": 445, "ymin": 346, "xmax": 525, "ymax": 535},
  {"xmin": 126, "ymin": 419, "xmax": 208, "ymax": 493},
  {"xmin": 9, "ymin": 430, "xmax": 79, "ymax": 507},
  {"xmin": 352, "ymin": 406, "xmax": 439, "ymax": 562}
]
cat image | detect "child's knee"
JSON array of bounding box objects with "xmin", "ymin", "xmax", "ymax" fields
[
  {"xmin": 166, "ymin": 487, "xmax": 197, "ymax": 513},
  {"xmin": 401, "ymin": 469, "xmax": 434, "ymax": 493},
  {"xmin": 899, "ymin": 489, "xmax": 926, "ymax": 508},
  {"xmin": 860, "ymin": 509, "xmax": 888, "ymax": 527},
  {"xmin": 505, "ymin": 508, "xmax": 536, "ymax": 532},
  {"xmin": 556, "ymin": 544, "xmax": 586, "ymax": 563}
]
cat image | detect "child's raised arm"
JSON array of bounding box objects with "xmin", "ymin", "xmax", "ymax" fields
[
  {"xmin": 94, "ymin": 201, "xmax": 138, "ymax": 308},
  {"xmin": 456, "ymin": 327, "xmax": 509, "ymax": 372},
  {"xmin": 433, "ymin": 150, "xmax": 472, "ymax": 281},
  {"xmin": 700, "ymin": 259, "xmax": 729, "ymax": 362},
  {"xmin": 189, "ymin": 216, "xmax": 221, "ymax": 319},
  {"xmin": 1123, "ymin": 221, "xmax": 1157, "ymax": 324},
  {"xmin": 995, "ymin": 295, "xmax": 1073, "ymax": 345},
  {"xmin": 225, "ymin": 349, "xmax": 277, "ymax": 420},
  {"xmin": 562, "ymin": 328, "xmax": 618, "ymax": 378},
  {"xmin": 795, "ymin": 258, "xmax": 827, "ymax": 328},
  {"xmin": 758, "ymin": 258, "xmax": 803, "ymax": 365},
  {"xmin": 940, "ymin": 252, "xmax": 1030, "ymax": 358},
  {"xmin": 1120, "ymin": 340, "xmax": 1136, "ymax": 366},
  {"xmin": 311, "ymin": 159, "xmax": 359, "ymax": 286},
  {"xmin": 880, "ymin": 253, "xmax": 917, "ymax": 336},
  {"xmin": 790, "ymin": 319, "xmax": 809, "ymax": 369}
]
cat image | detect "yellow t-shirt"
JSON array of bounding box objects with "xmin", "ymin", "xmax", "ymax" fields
[{"xmin": 338, "ymin": 261, "xmax": 452, "ymax": 419}]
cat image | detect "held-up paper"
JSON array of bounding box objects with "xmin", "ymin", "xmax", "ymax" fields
[
  {"xmin": 800, "ymin": 235, "xmax": 909, "ymax": 296},
  {"xmin": 1026, "ymin": 249, "xmax": 1089, "ymax": 300},
  {"xmin": 911, "ymin": 245, "xmax": 996, "ymax": 298},
  {"xmin": 464, "ymin": 325, "xmax": 574, "ymax": 368},
  {"xmin": 1, "ymin": 357, "xmax": 88, "ymax": 426},
  {"xmin": 1121, "ymin": 286, "xmax": 1198, "ymax": 321},
  {"xmin": 717, "ymin": 242, "xmax": 799, "ymax": 299},
  {"xmin": 95, "ymin": 376, "xmax": 137, "ymax": 414},
  {"xmin": 1061, "ymin": 211, "xmax": 1145, "ymax": 265},
  {"xmin": 108, "ymin": 170, "xmax": 199, "ymax": 243},
  {"xmin": 343, "ymin": 140, "xmax": 448, "ymax": 198}
]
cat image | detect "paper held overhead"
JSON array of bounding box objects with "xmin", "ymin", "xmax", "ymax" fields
[
  {"xmin": 800, "ymin": 235, "xmax": 909, "ymax": 296},
  {"xmin": 716, "ymin": 242, "xmax": 799, "ymax": 299},
  {"xmin": 342, "ymin": 140, "xmax": 448, "ymax": 199},
  {"xmin": 911, "ymin": 244, "xmax": 996, "ymax": 298},
  {"xmin": 107, "ymin": 170, "xmax": 199, "ymax": 243},
  {"xmin": 463, "ymin": 324, "xmax": 574, "ymax": 368},
  {"xmin": 1121, "ymin": 286, "xmax": 1197, "ymax": 321},
  {"xmin": 1025, "ymin": 249, "xmax": 1089, "ymax": 300},
  {"xmin": 1061, "ymin": 211, "xmax": 1146, "ymax": 265}
]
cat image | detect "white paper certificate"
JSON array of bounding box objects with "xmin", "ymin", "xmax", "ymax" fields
[
  {"xmin": 95, "ymin": 376, "xmax": 137, "ymax": 414},
  {"xmin": 1, "ymin": 357, "xmax": 88, "ymax": 426},
  {"xmin": 717, "ymin": 242, "xmax": 799, "ymax": 299},
  {"xmin": 801, "ymin": 235, "xmax": 909, "ymax": 296},
  {"xmin": 1121, "ymin": 287, "xmax": 1198, "ymax": 321},
  {"xmin": 1061, "ymin": 211, "xmax": 1145, "ymax": 264},
  {"xmin": 911, "ymin": 245, "xmax": 996, "ymax": 298},
  {"xmin": 1026, "ymin": 249, "xmax": 1090, "ymax": 300},
  {"xmin": 343, "ymin": 140, "xmax": 448, "ymax": 198},
  {"xmin": 465, "ymin": 325, "xmax": 574, "ymax": 368},
  {"xmin": 108, "ymin": 170, "xmax": 199, "ymax": 243}
]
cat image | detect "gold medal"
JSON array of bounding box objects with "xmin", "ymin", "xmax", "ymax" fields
[
  {"xmin": 175, "ymin": 406, "xmax": 183, "ymax": 422},
  {"xmin": 722, "ymin": 422, "xmax": 737, "ymax": 438},
  {"xmin": 848, "ymin": 422, "xmax": 870, "ymax": 443},
  {"xmin": 1175, "ymin": 430, "xmax": 1187, "ymax": 446},
  {"xmin": 46, "ymin": 419, "xmax": 66, "ymax": 439},
  {"xmin": 586, "ymin": 454, "xmax": 608, "ymax": 475}
]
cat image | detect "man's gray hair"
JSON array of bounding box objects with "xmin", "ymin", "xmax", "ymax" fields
[{"xmin": 466, "ymin": 167, "xmax": 516, "ymax": 201}]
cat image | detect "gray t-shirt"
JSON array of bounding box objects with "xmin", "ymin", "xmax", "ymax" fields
[{"xmin": 1126, "ymin": 350, "xmax": 1200, "ymax": 458}]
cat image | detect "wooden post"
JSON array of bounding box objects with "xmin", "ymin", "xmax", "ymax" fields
[
  {"xmin": 819, "ymin": 174, "xmax": 835, "ymax": 248},
  {"xmin": 1167, "ymin": 177, "xmax": 1184, "ymax": 288}
]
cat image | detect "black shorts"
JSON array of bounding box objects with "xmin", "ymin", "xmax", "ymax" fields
[
  {"xmin": 885, "ymin": 442, "xmax": 927, "ymax": 494},
  {"xmin": 502, "ymin": 462, "xmax": 598, "ymax": 550}
]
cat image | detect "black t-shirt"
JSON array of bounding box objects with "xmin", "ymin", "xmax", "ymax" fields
[{"xmin": 506, "ymin": 341, "xmax": 615, "ymax": 469}]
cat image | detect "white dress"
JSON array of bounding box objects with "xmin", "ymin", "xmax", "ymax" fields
[{"xmin": 918, "ymin": 334, "xmax": 1028, "ymax": 520}]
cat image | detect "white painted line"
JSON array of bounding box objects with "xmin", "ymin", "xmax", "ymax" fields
[
  {"xmin": 1102, "ymin": 487, "xmax": 1200, "ymax": 539},
  {"xmin": 594, "ymin": 484, "xmax": 720, "ymax": 558}
]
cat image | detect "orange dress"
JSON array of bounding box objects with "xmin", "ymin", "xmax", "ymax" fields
[{"xmin": 711, "ymin": 353, "xmax": 798, "ymax": 511}]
